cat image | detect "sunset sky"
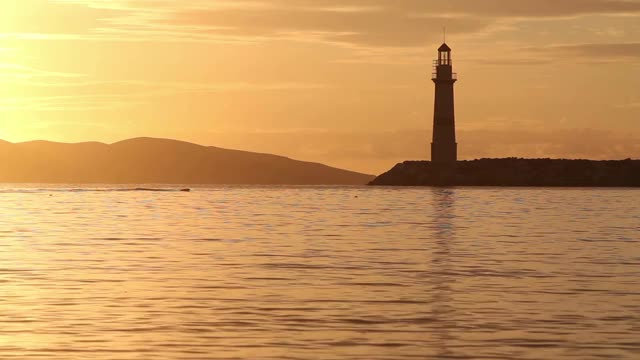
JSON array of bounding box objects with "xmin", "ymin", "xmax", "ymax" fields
[{"xmin": 1, "ymin": 0, "xmax": 639, "ymax": 173}]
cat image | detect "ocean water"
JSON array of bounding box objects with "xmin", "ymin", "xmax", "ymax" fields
[{"xmin": 0, "ymin": 185, "xmax": 639, "ymax": 360}]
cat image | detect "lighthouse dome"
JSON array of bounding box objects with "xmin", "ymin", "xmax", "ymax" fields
[{"xmin": 438, "ymin": 43, "xmax": 451, "ymax": 52}]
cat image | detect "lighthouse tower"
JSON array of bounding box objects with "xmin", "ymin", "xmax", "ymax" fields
[{"xmin": 431, "ymin": 43, "xmax": 458, "ymax": 163}]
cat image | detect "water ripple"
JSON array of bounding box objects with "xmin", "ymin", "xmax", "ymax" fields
[{"xmin": 0, "ymin": 185, "xmax": 638, "ymax": 359}]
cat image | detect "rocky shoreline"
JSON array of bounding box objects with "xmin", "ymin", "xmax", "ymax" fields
[{"xmin": 370, "ymin": 158, "xmax": 640, "ymax": 187}]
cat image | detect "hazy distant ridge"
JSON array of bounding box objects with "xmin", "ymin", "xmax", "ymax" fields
[{"xmin": 0, "ymin": 137, "xmax": 373, "ymax": 185}]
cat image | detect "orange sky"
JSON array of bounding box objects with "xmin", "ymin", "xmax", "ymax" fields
[{"xmin": 1, "ymin": 0, "xmax": 639, "ymax": 174}]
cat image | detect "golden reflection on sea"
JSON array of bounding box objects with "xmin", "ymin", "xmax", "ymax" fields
[{"xmin": 0, "ymin": 185, "xmax": 638, "ymax": 359}]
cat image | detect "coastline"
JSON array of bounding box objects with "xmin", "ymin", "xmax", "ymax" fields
[{"xmin": 370, "ymin": 158, "xmax": 640, "ymax": 187}]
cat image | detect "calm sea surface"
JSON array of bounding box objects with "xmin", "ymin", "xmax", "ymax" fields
[{"xmin": 0, "ymin": 185, "xmax": 639, "ymax": 360}]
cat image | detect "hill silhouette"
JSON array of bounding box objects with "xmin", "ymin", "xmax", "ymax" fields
[{"xmin": 0, "ymin": 137, "xmax": 374, "ymax": 185}]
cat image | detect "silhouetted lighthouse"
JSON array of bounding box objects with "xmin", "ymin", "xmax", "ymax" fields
[{"xmin": 431, "ymin": 43, "xmax": 458, "ymax": 163}]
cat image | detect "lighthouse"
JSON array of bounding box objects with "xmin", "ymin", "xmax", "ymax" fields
[{"xmin": 431, "ymin": 43, "xmax": 458, "ymax": 163}]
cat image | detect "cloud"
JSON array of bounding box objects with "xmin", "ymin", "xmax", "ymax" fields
[
  {"xmin": 0, "ymin": 0, "xmax": 121, "ymax": 35},
  {"xmin": 199, "ymin": 127, "xmax": 640, "ymax": 173},
  {"xmin": 5, "ymin": 0, "xmax": 635, "ymax": 47},
  {"xmin": 472, "ymin": 42, "xmax": 640, "ymax": 66},
  {"xmin": 0, "ymin": 74, "xmax": 328, "ymax": 112},
  {"xmin": 545, "ymin": 42, "xmax": 640, "ymax": 61},
  {"xmin": 616, "ymin": 101, "xmax": 640, "ymax": 108},
  {"xmin": 411, "ymin": 0, "xmax": 640, "ymax": 18},
  {"xmin": 166, "ymin": 8, "xmax": 487, "ymax": 47},
  {"xmin": 158, "ymin": 0, "xmax": 640, "ymax": 47},
  {"xmin": 0, "ymin": 63, "xmax": 83, "ymax": 80}
]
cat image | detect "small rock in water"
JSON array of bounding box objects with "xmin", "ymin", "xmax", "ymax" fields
[{"xmin": 180, "ymin": 188, "xmax": 191, "ymax": 192}]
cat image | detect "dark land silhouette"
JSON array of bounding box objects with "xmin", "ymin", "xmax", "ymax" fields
[
  {"xmin": 0, "ymin": 137, "xmax": 374, "ymax": 185},
  {"xmin": 370, "ymin": 44, "xmax": 640, "ymax": 187},
  {"xmin": 370, "ymin": 159, "xmax": 640, "ymax": 187}
]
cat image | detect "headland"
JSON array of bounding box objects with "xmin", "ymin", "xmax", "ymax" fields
[
  {"xmin": 0, "ymin": 137, "xmax": 374, "ymax": 185},
  {"xmin": 370, "ymin": 158, "xmax": 640, "ymax": 187}
]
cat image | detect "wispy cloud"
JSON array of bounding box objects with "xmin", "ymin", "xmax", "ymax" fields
[
  {"xmin": 197, "ymin": 127, "xmax": 640, "ymax": 173},
  {"xmin": 0, "ymin": 63, "xmax": 83, "ymax": 79},
  {"xmin": 543, "ymin": 42, "xmax": 640, "ymax": 61},
  {"xmin": 0, "ymin": 74, "xmax": 328, "ymax": 111},
  {"xmin": 1, "ymin": 0, "xmax": 638, "ymax": 166},
  {"xmin": 3, "ymin": 0, "xmax": 637, "ymax": 46}
]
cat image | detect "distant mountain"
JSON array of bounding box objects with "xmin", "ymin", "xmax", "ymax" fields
[{"xmin": 0, "ymin": 137, "xmax": 374, "ymax": 185}]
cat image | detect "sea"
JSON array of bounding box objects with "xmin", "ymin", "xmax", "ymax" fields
[{"xmin": 0, "ymin": 185, "xmax": 638, "ymax": 360}]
